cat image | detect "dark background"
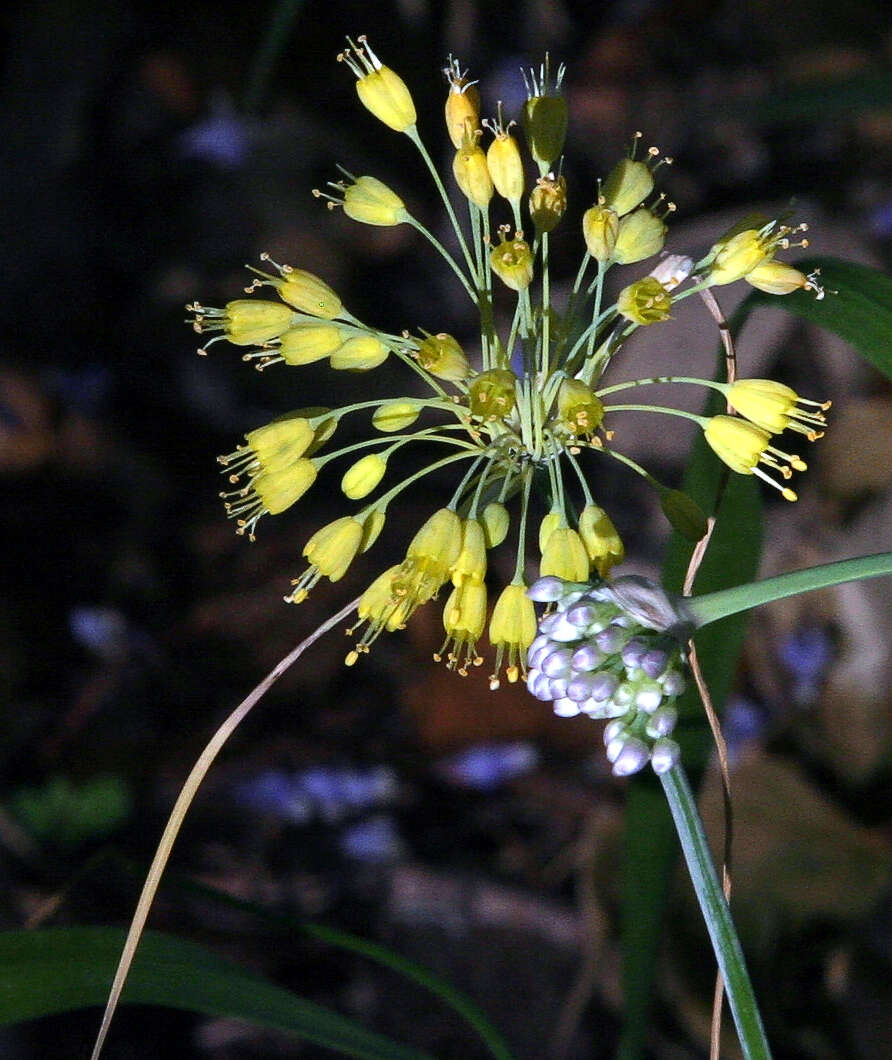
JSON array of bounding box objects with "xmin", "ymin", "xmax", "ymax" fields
[{"xmin": 1, "ymin": 1, "xmax": 891, "ymax": 1057}]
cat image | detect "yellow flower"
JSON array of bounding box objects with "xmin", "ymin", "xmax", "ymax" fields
[
  {"xmin": 617, "ymin": 277, "xmax": 672, "ymax": 325},
  {"xmin": 538, "ymin": 511, "xmax": 562, "ymax": 553},
  {"xmin": 540, "ymin": 526, "xmax": 590, "ymax": 581},
  {"xmin": 707, "ymin": 229, "xmax": 771, "ymax": 286},
  {"xmin": 276, "ymin": 323, "xmax": 346, "ymax": 366},
  {"xmin": 339, "ymin": 36, "xmax": 417, "ymax": 133},
  {"xmin": 269, "ymin": 267, "xmax": 344, "ymax": 320},
  {"xmin": 189, "ymin": 299, "xmax": 294, "ymax": 350},
  {"xmin": 529, "ymin": 174, "xmax": 567, "ymax": 233},
  {"xmin": 453, "ymin": 129, "xmax": 494, "ymax": 208},
  {"xmin": 343, "ymin": 175, "xmax": 407, "ymax": 226},
  {"xmin": 287, "ymin": 516, "xmax": 365, "ymax": 602},
  {"xmin": 745, "ymin": 261, "xmax": 824, "ymax": 298},
  {"xmin": 489, "ymin": 231, "xmax": 534, "ymax": 291},
  {"xmin": 220, "ymin": 459, "xmax": 317, "ymax": 540},
  {"xmin": 242, "ymin": 416, "xmax": 315, "ymax": 472},
  {"xmin": 436, "ymin": 581, "xmax": 487, "ymax": 675},
  {"xmin": 485, "ymin": 121, "xmax": 525, "ymax": 204},
  {"xmin": 347, "ymin": 509, "xmax": 462, "ymax": 662},
  {"xmin": 450, "ymin": 518, "xmax": 487, "ymax": 587},
  {"xmin": 489, "ymin": 583, "xmax": 538, "ymax": 688},
  {"xmin": 415, "ymin": 333, "xmax": 470, "ymax": 382},
  {"xmin": 704, "ymin": 415, "xmax": 806, "ymax": 500},
  {"xmin": 582, "ymin": 205, "xmax": 619, "ymax": 262},
  {"xmin": 613, "ymin": 208, "xmax": 667, "ymax": 265},
  {"xmin": 558, "ymin": 378, "xmax": 605, "ymax": 437},
  {"xmin": 468, "ymin": 369, "xmax": 517, "ymax": 420},
  {"xmin": 726, "ymin": 379, "xmax": 829, "ymax": 439},
  {"xmin": 578, "ymin": 504, "xmax": 624, "ymax": 577},
  {"xmin": 342, "ymin": 453, "xmax": 388, "ymax": 499},
  {"xmin": 602, "ymin": 158, "xmax": 654, "ymax": 217},
  {"xmin": 330, "ymin": 336, "xmax": 389, "ymax": 371},
  {"xmin": 444, "ymin": 56, "xmax": 481, "ymax": 149}
]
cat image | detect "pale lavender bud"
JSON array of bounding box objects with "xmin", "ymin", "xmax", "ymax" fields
[
  {"xmin": 553, "ymin": 697, "xmax": 581, "ymax": 717},
  {"xmin": 547, "ymin": 677, "xmax": 569, "ymax": 699},
  {"xmin": 648, "ymin": 254, "xmax": 695, "ymax": 292},
  {"xmin": 527, "ymin": 576, "xmax": 566, "ymax": 602},
  {"xmin": 660, "ymin": 670, "xmax": 686, "ymax": 697},
  {"xmin": 646, "ymin": 705, "xmax": 677, "ymax": 738},
  {"xmin": 548, "ymin": 614, "xmax": 584, "ymax": 642},
  {"xmin": 571, "ymin": 644, "xmax": 603, "ymax": 672},
  {"xmin": 566, "ymin": 673, "xmax": 596, "ymax": 701},
  {"xmin": 541, "ymin": 647, "xmax": 573, "ymax": 678},
  {"xmin": 641, "ymin": 649, "xmax": 669, "ymax": 679},
  {"xmin": 611, "ymin": 738, "xmax": 651, "ymax": 776},
  {"xmin": 589, "ymin": 671, "xmax": 620, "ymax": 701},
  {"xmin": 528, "ymin": 670, "xmax": 553, "ymax": 701},
  {"xmin": 537, "ymin": 612, "xmax": 560, "ymax": 634},
  {"xmin": 650, "ymin": 738, "xmax": 680, "ymax": 774},
  {"xmin": 603, "ymin": 719, "xmax": 627, "ymax": 745},
  {"xmin": 528, "ymin": 643, "xmax": 551, "ymax": 670},
  {"xmin": 595, "ymin": 624, "xmax": 628, "ymax": 654},
  {"xmin": 567, "ymin": 603, "xmax": 598, "ymax": 628},
  {"xmin": 621, "ymin": 639, "xmax": 647, "ymax": 668}
]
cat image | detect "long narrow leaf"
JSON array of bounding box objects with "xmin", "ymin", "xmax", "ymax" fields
[{"xmin": 0, "ymin": 927, "xmax": 433, "ymax": 1060}]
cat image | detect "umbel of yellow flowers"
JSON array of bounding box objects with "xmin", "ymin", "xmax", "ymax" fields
[{"xmin": 189, "ymin": 36, "xmax": 829, "ymax": 689}]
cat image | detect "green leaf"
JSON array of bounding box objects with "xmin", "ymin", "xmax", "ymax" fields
[
  {"xmin": 739, "ymin": 257, "xmax": 892, "ymax": 380},
  {"xmin": 688, "ymin": 551, "xmax": 892, "ymax": 628},
  {"xmin": 0, "ymin": 927, "xmax": 433, "ymax": 1060},
  {"xmin": 619, "ymin": 390, "xmax": 763, "ymax": 1060}
]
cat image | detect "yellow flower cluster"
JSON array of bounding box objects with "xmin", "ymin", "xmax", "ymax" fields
[{"xmin": 190, "ymin": 37, "xmax": 830, "ymax": 687}]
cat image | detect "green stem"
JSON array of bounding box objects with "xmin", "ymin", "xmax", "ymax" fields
[
  {"xmin": 407, "ymin": 217, "xmax": 476, "ymax": 301},
  {"xmin": 688, "ymin": 552, "xmax": 892, "ymax": 627},
  {"xmin": 660, "ymin": 765, "xmax": 771, "ymax": 1060}
]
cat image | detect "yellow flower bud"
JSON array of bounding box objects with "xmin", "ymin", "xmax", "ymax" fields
[
  {"xmin": 453, "ymin": 131, "xmax": 494, "ymax": 209},
  {"xmin": 617, "ymin": 277, "xmax": 672, "ymax": 325},
  {"xmin": 480, "ymin": 501, "xmax": 510, "ymax": 548},
  {"xmin": 372, "ymin": 402, "xmax": 421, "ymax": 432},
  {"xmin": 490, "ymin": 232, "xmax": 534, "ymax": 291},
  {"xmin": 468, "ymin": 368, "xmax": 517, "ymax": 420},
  {"xmin": 582, "ymin": 205, "xmax": 619, "ymax": 262},
  {"xmin": 726, "ymin": 379, "xmax": 829, "ymax": 439},
  {"xmin": 613, "ymin": 208, "xmax": 667, "ymax": 265},
  {"xmin": 360, "ymin": 509, "xmax": 386, "ymax": 553},
  {"xmin": 489, "ymin": 582, "xmax": 537, "ymax": 688},
  {"xmin": 539, "ymin": 526, "xmax": 590, "ymax": 581},
  {"xmin": 302, "ymin": 516, "xmax": 364, "ymax": 582},
  {"xmin": 340, "ymin": 37, "xmax": 416, "ymax": 133},
  {"xmin": 244, "ymin": 416, "xmax": 314, "ymax": 472},
  {"xmin": 578, "ymin": 504, "xmax": 624, "ymax": 577},
  {"xmin": 602, "ymin": 158, "xmax": 654, "ymax": 217},
  {"xmin": 451, "ymin": 518, "xmax": 487, "ymax": 587},
  {"xmin": 415, "ymin": 333, "xmax": 470, "ymax": 382},
  {"xmin": 529, "ymin": 174, "xmax": 567, "ymax": 233},
  {"xmin": 218, "ymin": 300, "xmax": 295, "ymax": 346},
  {"xmin": 538, "ymin": 510, "xmax": 562, "ymax": 553},
  {"xmin": 277, "ymin": 323, "xmax": 346, "ymax": 366},
  {"xmin": 354, "ymin": 565, "xmax": 412, "ymax": 640},
  {"xmin": 342, "ymin": 453, "xmax": 387, "ymax": 499},
  {"xmin": 330, "ymin": 336, "xmax": 389, "ymax": 371},
  {"xmin": 343, "ymin": 175, "xmax": 407, "ymax": 226},
  {"xmin": 444, "ymin": 58, "xmax": 481, "ymax": 149},
  {"xmin": 252, "ymin": 459, "xmax": 317, "ymax": 515},
  {"xmin": 704, "ymin": 415, "xmax": 805, "ymax": 501},
  {"xmin": 486, "ymin": 129, "xmax": 525, "ymax": 203},
  {"xmin": 557, "ymin": 378, "xmax": 605, "ymax": 436}
]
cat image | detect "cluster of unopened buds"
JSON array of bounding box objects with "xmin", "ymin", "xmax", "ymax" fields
[
  {"xmin": 526, "ymin": 574, "xmax": 691, "ymax": 776},
  {"xmin": 187, "ymin": 36, "xmax": 831, "ymax": 739}
]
